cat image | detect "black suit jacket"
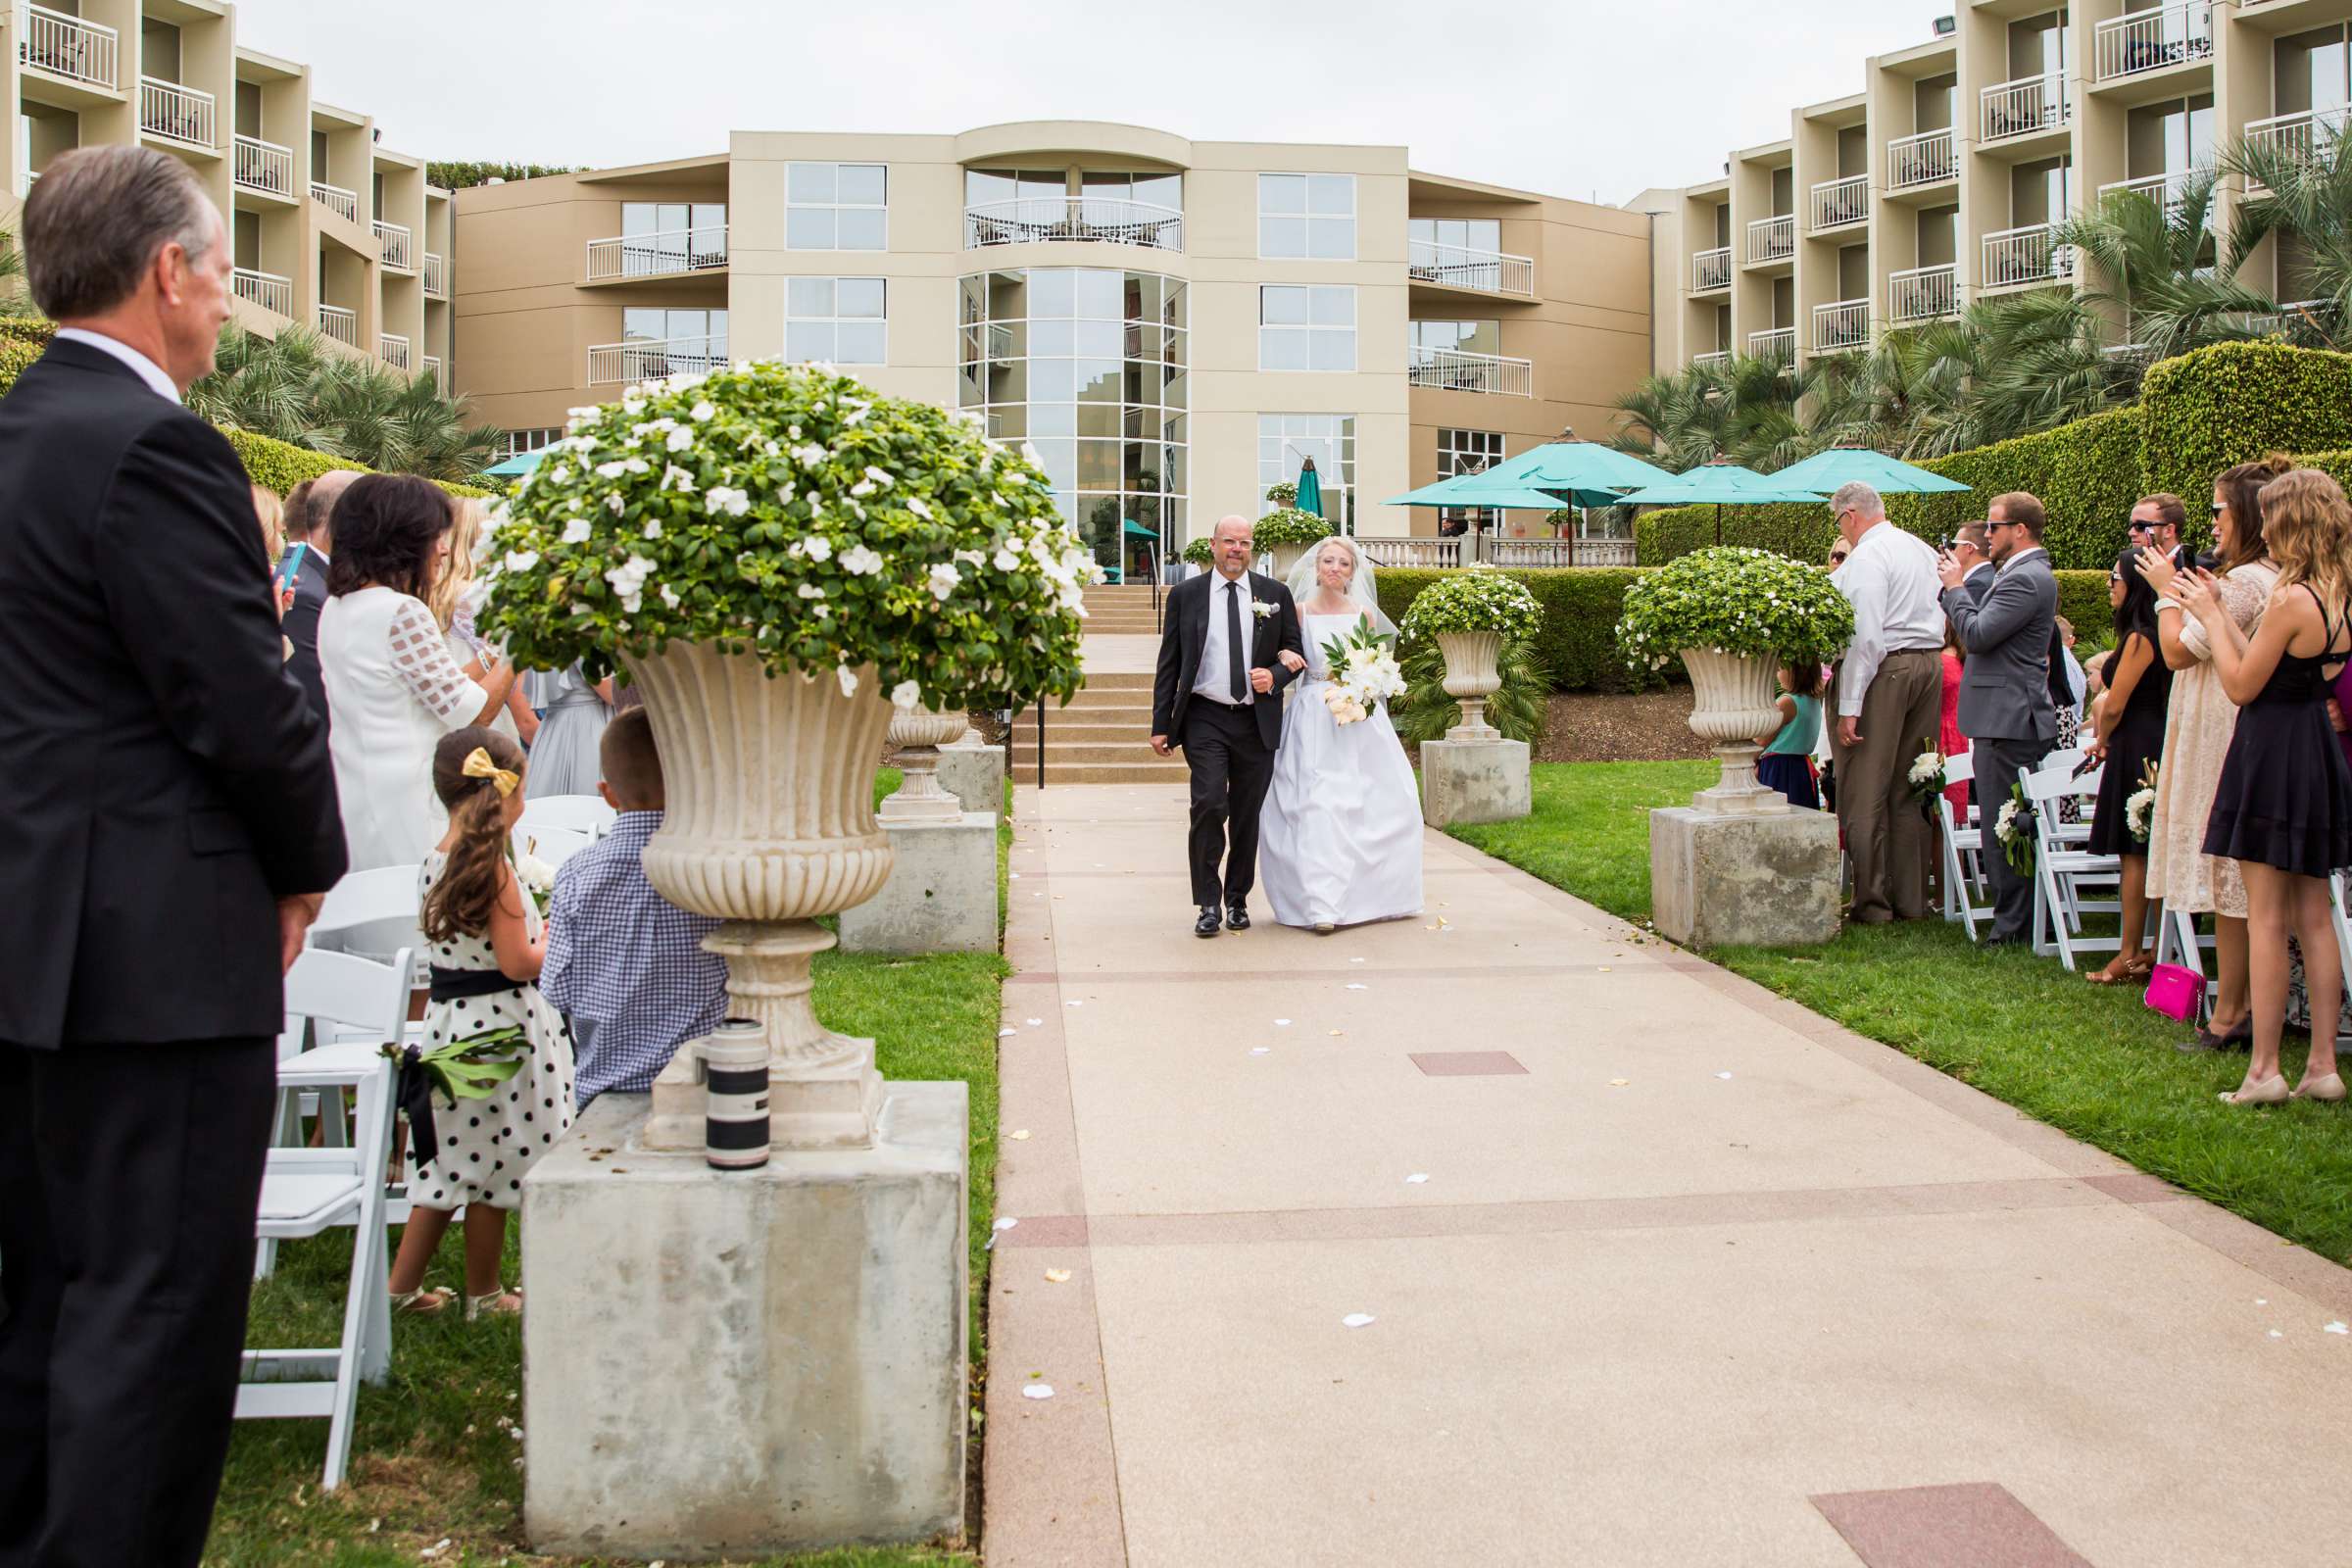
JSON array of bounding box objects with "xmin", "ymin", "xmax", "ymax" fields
[
  {"xmin": 280, "ymin": 548, "xmax": 331, "ymax": 724},
  {"xmin": 0, "ymin": 338, "xmax": 347, "ymax": 1049},
  {"xmin": 1152, "ymin": 570, "xmax": 1305, "ymax": 752}
]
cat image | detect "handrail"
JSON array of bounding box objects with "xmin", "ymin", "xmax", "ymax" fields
[
  {"xmin": 962, "ymin": 196, "xmax": 1184, "ymax": 253},
  {"xmin": 1810, "ymin": 174, "xmax": 1868, "ymax": 231},
  {"xmin": 311, "ymin": 180, "xmax": 360, "ymax": 224},
  {"xmin": 1979, "ymin": 73, "xmax": 2067, "ymax": 143},
  {"xmin": 139, "ymin": 75, "xmax": 216, "ymax": 150},
  {"xmin": 585, "ymin": 223, "xmax": 730, "ymax": 281},
  {"xmin": 2093, "ymin": 2, "xmax": 2213, "ymax": 81},
  {"xmin": 20, "ymin": 4, "xmax": 119, "ymax": 90},
  {"xmin": 1692, "ymin": 246, "xmax": 1732, "ymax": 292},
  {"xmin": 1887, "ymin": 126, "xmax": 1957, "ymax": 189},
  {"xmin": 1407, "ymin": 237, "xmax": 1535, "ymax": 296},
  {"xmin": 232, "ymin": 134, "xmax": 294, "ymax": 197}
]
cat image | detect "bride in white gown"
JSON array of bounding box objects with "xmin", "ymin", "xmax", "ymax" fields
[{"xmin": 1258, "ymin": 536, "xmax": 1425, "ymax": 932}]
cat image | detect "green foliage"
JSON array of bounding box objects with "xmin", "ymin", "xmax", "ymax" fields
[
  {"xmin": 1251, "ymin": 506, "xmax": 1335, "ymax": 550},
  {"xmin": 1179, "ymin": 535, "xmax": 1216, "ymax": 566},
  {"xmin": 1396, "ymin": 567, "xmax": 1542, "ymax": 641},
  {"xmin": 0, "ymin": 335, "xmax": 41, "ymax": 396},
  {"xmin": 1393, "ymin": 632, "xmax": 1551, "ymax": 747},
  {"xmin": 424, "ymin": 160, "xmax": 578, "ymax": 191},
  {"xmin": 190, "ymin": 325, "xmax": 501, "ymax": 481},
  {"xmin": 1377, "ymin": 567, "xmax": 1663, "ymax": 695},
  {"xmin": 1263, "ymin": 480, "xmax": 1298, "ymax": 507},
  {"xmin": 483, "ymin": 362, "xmax": 1093, "ymax": 710},
  {"xmin": 2135, "ymin": 339, "xmax": 2352, "ymax": 505},
  {"xmin": 1618, "ymin": 547, "xmax": 1855, "ymax": 670}
]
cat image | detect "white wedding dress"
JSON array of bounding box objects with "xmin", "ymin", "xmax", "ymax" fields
[{"xmin": 1258, "ymin": 612, "xmax": 1425, "ymax": 930}]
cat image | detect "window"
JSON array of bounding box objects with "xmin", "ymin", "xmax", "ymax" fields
[
  {"xmin": 1258, "ymin": 173, "xmax": 1355, "ymax": 260},
  {"xmin": 619, "ymin": 201, "xmax": 727, "ymax": 273},
  {"xmin": 1259, "ymin": 285, "xmax": 1355, "ymax": 371},
  {"xmin": 1410, "ymin": 319, "xmax": 1500, "ymax": 356},
  {"xmin": 1408, "ymin": 218, "xmax": 1505, "ymax": 287},
  {"xmin": 786, "ymin": 162, "xmax": 886, "ymax": 251},
  {"xmin": 1258, "ymin": 415, "xmax": 1357, "ymax": 536},
  {"xmin": 503, "ymin": 428, "xmax": 564, "ymax": 461},
  {"xmin": 1437, "ymin": 427, "xmax": 1503, "ymax": 537},
  {"xmin": 785, "ymin": 277, "xmax": 886, "ymax": 365}
]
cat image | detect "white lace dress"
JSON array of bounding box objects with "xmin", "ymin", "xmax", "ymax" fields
[{"xmin": 318, "ymin": 586, "xmax": 489, "ymax": 870}]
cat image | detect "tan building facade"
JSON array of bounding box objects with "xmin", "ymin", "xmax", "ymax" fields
[
  {"xmin": 1, "ymin": 1, "xmax": 451, "ymax": 388},
  {"xmin": 1639, "ymin": 0, "xmax": 2352, "ymax": 375},
  {"xmin": 451, "ymin": 121, "xmax": 1652, "ymax": 558}
]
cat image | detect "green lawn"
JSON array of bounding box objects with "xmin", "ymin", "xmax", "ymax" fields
[
  {"xmin": 208, "ymin": 767, "xmax": 1003, "ymax": 1567},
  {"xmin": 1453, "ymin": 760, "xmax": 2352, "ymax": 1267}
]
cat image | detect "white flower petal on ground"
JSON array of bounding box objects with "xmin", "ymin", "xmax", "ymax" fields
[
  {"xmin": 1404, "ymin": 1173, "xmax": 1429, "ymax": 1185},
  {"xmin": 1341, "ymin": 1313, "xmax": 1376, "ymax": 1329},
  {"xmin": 1021, "ymin": 1384, "xmax": 1054, "ymax": 1400},
  {"xmin": 993, "ymin": 1217, "xmax": 1018, "ymax": 1232}
]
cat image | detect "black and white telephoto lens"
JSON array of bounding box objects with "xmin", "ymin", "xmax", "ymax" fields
[{"xmin": 700, "ymin": 1018, "xmax": 770, "ymax": 1169}]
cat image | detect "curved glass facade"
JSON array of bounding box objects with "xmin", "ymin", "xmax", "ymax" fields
[{"xmin": 957, "ymin": 268, "xmax": 1187, "ymax": 579}]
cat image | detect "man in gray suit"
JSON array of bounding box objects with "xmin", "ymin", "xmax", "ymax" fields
[{"xmin": 1938, "ymin": 491, "xmax": 2060, "ymax": 946}]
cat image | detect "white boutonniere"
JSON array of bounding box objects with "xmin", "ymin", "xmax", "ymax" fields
[{"xmin": 1250, "ymin": 599, "xmax": 1277, "ymax": 620}]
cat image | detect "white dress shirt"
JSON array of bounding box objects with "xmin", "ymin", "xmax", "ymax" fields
[
  {"xmin": 1193, "ymin": 572, "xmax": 1255, "ymax": 708},
  {"xmin": 1833, "ymin": 520, "xmax": 1947, "ymax": 718},
  {"xmin": 55, "ymin": 327, "xmax": 179, "ymax": 403}
]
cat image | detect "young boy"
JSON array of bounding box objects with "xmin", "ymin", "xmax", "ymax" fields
[{"xmin": 540, "ymin": 708, "xmax": 729, "ymax": 1109}]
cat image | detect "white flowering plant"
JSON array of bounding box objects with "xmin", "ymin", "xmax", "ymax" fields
[
  {"xmin": 1316, "ymin": 621, "xmax": 1407, "ymax": 727},
  {"xmin": 1396, "ymin": 568, "xmax": 1543, "ymax": 644},
  {"xmin": 1263, "ymin": 480, "xmax": 1299, "ymax": 508},
  {"xmin": 1615, "ymin": 547, "xmax": 1855, "ymax": 671},
  {"xmin": 1252, "ymin": 507, "xmax": 1337, "ymax": 551},
  {"xmin": 478, "ymin": 362, "xmax": 1096, "ymax": 710}
]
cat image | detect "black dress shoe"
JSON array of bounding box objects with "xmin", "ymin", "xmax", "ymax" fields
[
  {"xmin": 1195, "ymin": 906, "xmax": 1222, "ymax": 939},
  {"xmin": 1980, "ymin": 934, "xmax": 2025, "ymax": 949},
  {"xmin": 1226, "ymin": 903, "xmax": 1250, "ymax": 931}
]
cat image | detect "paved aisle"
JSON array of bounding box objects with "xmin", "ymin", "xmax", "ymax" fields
[{"xmin": 982, "ymin": 788, "xmax": 2352, "ymax": 1568}]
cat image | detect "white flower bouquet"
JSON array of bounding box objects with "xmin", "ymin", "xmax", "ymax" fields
[
  {"xmin": 1907, "ymin": 743, "xmax": 1947, "ymax": 805},
  {"xmin": 1994, "ymin": 783, "xmax": 2036, "ymax": 877},
  {"xmin": 1317, "ymin": 621, "xmax": 1406, "ymax": 727},
  {"xmin": 2125, "ymin": 760, "xmax": 2159, "ymax": 845},
  {"xmin": 513, "ymin": 848, "xmax": 556, "ymax": 915}
]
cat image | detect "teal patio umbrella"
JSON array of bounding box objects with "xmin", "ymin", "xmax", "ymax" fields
[
  {"xmin": 1471, "ymin": 429, "xmax": 1674, "ymax": 508},
  {"xmin": 1616, "ymin": 459, "xmax": 1831, "ymax": 548},
  {"xmin": 1770, "ymin": 446, "xmax": 1971, "ymax": 496},
  {"xmin": 484, "ymin": 446, "xmax": 550, "ymax": 479},
  {"xmin": 1295, "ymin": 454, "xmax": 1325, "ymax": 517}
]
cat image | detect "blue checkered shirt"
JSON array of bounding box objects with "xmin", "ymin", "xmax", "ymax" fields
[{"xmin": 541, "ymin": 810, "xmax": 728, "ymax": 1107}]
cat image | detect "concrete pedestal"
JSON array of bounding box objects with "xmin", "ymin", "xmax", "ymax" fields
[
  {"xmin": 1420, "ymin": 735, "xmax": 1531, "ymax": 827},
  {"xmin": 935, "ymin": 741, "xmax": 1005, "ymax": 818},
  {"xmin": 838, "ymin": 812, "xmax": 997, "ymax": 955},
  {"xmin": 1649, "ymin": 805, "xmax": 1840, "ymax": 949},
  {"xmin": 523, "ymin": 1086, "xmax": 968, "ymax": 1561}
]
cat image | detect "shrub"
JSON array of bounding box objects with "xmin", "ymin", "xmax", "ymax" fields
[
  {"xmin": 2138, "ymin": 340, "xmax": 2352, "ymax": 506},
  {"xmin": 1377, "ymin": 567, "xmax": 1664, "ymax": 694},
  {"xmin": 1618, "ymin": 548, "xmax": 1855, "ymax": 671},
  {"xmin": 1179, "ymin": 536, "xmax": 1215, "ymax": 566},
  {"xmin": 1252, "ymin": 506, "xmax": 1335, "ymax": 550},
  {"xmin": 1393, "ymin": 634, "xmax": 1551, "ymax": 747},
  {"xmin": 1396, "ymin": 568, "xmax": 1542, "ymax": 642},
  {"xmin": 482, "ymin": 363, "xmax": 1091, "ymax": 710}
]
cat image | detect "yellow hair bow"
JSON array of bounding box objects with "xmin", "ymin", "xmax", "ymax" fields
[{"xmin": 462, "ymin": 747, "xmax": 519, "ymax": 798}]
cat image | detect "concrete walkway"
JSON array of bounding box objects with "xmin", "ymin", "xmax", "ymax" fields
[{"xmin": 981, "ymin": 786, "xmax": 2352, "ymax": 1567}]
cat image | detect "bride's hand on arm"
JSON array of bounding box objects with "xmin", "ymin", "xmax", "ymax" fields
[{"xmin": 1277, "ymin": 650, "xmax": 1306, "ymax": 673}]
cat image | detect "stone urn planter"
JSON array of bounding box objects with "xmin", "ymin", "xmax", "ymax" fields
[
  {"xmin": 620, "ymin": 641, "xmax": 896, "ymax": 1151},
  {"xmin": 1435, "ymin": 631, "xmax": 1503, "ymax": 740},
  {"xmin": 1679, "ymin": 647, "xmax": 1788, "ymax": 815},
  {"xmin": 882, "ymin": 706, "xmax": 970, "ymax": 821},
  {"xmin": 1266, "ymin": 542, "xmax": 1313, "ymax": 582}
]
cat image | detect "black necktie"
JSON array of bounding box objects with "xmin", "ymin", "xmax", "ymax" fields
[{"xmin": 1226, "ymin": 579, "xmax": 1247, "ymax": 704}]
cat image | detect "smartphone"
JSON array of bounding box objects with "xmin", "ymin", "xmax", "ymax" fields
[{"xmin": 272, "ymin": 540, "xmax": 309, "ymax": 591}]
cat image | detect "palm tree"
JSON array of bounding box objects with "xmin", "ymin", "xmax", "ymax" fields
[
  {"xmin": 189, "ymin": 325, "xmax": 501, "ymax": 480},
  {"xmin": 2054, "ymin": 170, "xmax": 2282, "ymax": 363},
  {"xmin": 1607, "ymin": 353, "xmax": 1819, "ymax": 472},
  {"xmin": 2224, "ymin": 128, "xmax": 2352, "ymax": 350}
]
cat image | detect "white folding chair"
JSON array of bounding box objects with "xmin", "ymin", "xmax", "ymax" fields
[
  {"xmin": 1938, "ymin": 749, "xmax": 1992, "ymax": 939},
  {"xmin": 260, "ymin": 948, "xmax": 412, "ymax": 1278},
  {"xmin": 517, "ymin": 792, "xmax": 616, "ymax": 838},
  {"xmin": 238, "ymin": 1039, "xmax": 397, "ymax": 1491},
  {"xmin": 514, "ymin": 823, "xmax": 593, "ymax": 869},
  {"xmin": 2022, "ymin": 751, "xmax": 2121, "ymax": 970}
]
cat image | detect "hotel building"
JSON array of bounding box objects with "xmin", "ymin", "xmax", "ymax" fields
[
  {"xmin": 449, "ymin": 122, "xmax": 1654, "ymax": 555},
  {"xmin": 1639, "ymin": 0, "xmax": 2352, "ymax": 375},
  {"xmin": 1, "ymin": 1, "xmax": 452, "ymax": 389}
]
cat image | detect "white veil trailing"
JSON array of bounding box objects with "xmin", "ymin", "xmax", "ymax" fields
[{"xmin": 1283, "ymin": 535, "xmax": 1397, "ymax": 638}]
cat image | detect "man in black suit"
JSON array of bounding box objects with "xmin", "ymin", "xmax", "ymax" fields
[
  {"xmin": 2128, "ymin": 492, "xmax": 2191, "ymax": 572},
  {"xmin": 278, "ymin": 466, "xmax": 357, "ymax": 723},
  {"xmin": 1151, "ymin": 514, "xmax": 1306, "ymax": 938},
  {"xmin": 0, "ymin": 147, "xmax": 347, "ymax": 1568}
]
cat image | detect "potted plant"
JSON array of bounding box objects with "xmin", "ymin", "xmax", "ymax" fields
[
  {"xmin": 1180, "ymin": 534, "xmax": 1216, "ymax": 576},
  {"xmin": 1252, "ymin": 506, "xmax": 1336, "ymax": 581},
  {"xmin": 1263, "ymin": 480, "xmax": 1298, "ymax": 509},
  {"xmin": 1396, "ymin": 568, "xmax": 1543, "ymax": 740},
  {"xmin": 482, "ymin": 362, "xmax": 1090, "ymax": 1147},
  {"xmin": 1616, "ymin": 546, "xmax": 1853, "ymax": 814}
]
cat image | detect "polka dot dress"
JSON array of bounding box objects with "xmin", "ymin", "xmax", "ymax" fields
[{"xmin": 413, "ymin": 854, "xmax": 576, "ymax": 1212}]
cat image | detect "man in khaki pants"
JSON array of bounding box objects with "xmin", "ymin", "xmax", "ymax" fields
[{"xmin": 1826, "ymin": 481, "xmax": 1947, "ymax": 923}]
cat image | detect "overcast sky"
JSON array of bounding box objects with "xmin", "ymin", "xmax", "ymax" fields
[{"xmin": 232, "ymin": 1, "xmax": 1953, "ymax": 207}]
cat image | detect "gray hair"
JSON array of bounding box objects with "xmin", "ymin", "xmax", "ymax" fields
[
  {"xmin": 22, "ymin": 146, "xmax": 217, "ymax": 319},
  {"xmin": 1831, "ymin": 480, "xmax": 1884, "ymax": 520}
]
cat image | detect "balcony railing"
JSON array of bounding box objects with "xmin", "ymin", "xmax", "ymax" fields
[
  {"xmin": 379, "ymin": 333, "xmax": 411, "ymax": 371},
  {"xmin": 1407, "ymin": 237, "xmax": 1535, "ymax": 296},
  {"xmin": 230, "ymin": 267, "xmax": 292, "ymax": 318},
  {"xmin": 422, "ymin": 354, "xmax": 444, "ymax": 393},
  {"xmin": 232, "ymin": 134, "xmax": 294, "ymax": 198},
  {"xmin": 2094, "ymin": 3, "xmax": 2214, "ymax": 80},
  {"xmin": 311, "ymin": 180, "xmax": 360, "ymax": 224},
  {"xmin": 962, "ymin": 196, "xmax": 1184, "ymax": 253},
  {"xmin": 1406, "ymin": 346, "xmax": 1533, "ymax": 397},
  {"xmin": 584, "ymin": 223, "xmax": 729, "ymax": 281},
  {"xmin": 1691, "ymin": 349, "xmax": 1731, "ymax": 369},
  {"xmin": 316, "ymin": 304, "xmax": 359, "ymax": 349},
  {"xmin": 1983, "ymin": 222, "xmax": 2074, "ymax": 287},
  {"xmin": 2244, "ymin": 106, "xmax": 2350, "ymax": 169},
  {"xmin": 1355, "ymin": 538, "xmax": 1464, "ymax": 569},
  {"xmin": 1889, "ymin": 263, "xmax": 1958, "ymax": 324},
  {"xmin": 19, "ymin": 4, "xmax": 117, "ymax": 89},
  {"xmin": 373, "ymin": 220, "xmax": 414, "ymax": 271},
  {"xmin": 1745, "ymin": 214, "xmax": 1795, "ymax": 265},
  {"xmin": 1812, "ymin": 298, "xmax": 1872, "ymax": 353},
  {"xmin": 1981, "ymin": 74, "xmax": 2067, "ymax": 143},
  {"xmin": 1692, "ymin": 246, "xmax": 1732, "ymax": 292},
  {"xmin": 422, "ymin": 252, "xmax": 447, "ymax": 297},
  {"xmin": 139, "ymin": 76, "xmax": 215, "ymax": 149},
  {"xmin": 2097, "ymin": 170, "xmax": 2210, "ymax": 226},
  {"xmin": 1747, "ymin": 326, "xmax": 1797, "ymax": 363},
  {"xmin": 1888, "ymin": 127, "xmax": 1958, "ymax": 190},
  {"xmin": 1811, "ymin": 174, "xmax": 1869, "ymax": 231},
  {"xmin": 588, "ymin": 335, "xmax": 731, "ymax": 385}
]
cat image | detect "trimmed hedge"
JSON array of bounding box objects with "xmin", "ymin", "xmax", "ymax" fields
[{"xmin": 1638, "ymin": 340, "xmax": 2352, "ymax": 571}]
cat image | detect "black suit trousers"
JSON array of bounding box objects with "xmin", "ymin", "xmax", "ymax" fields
[
  {"xmin": 0, "ymin": 1037, "xmax": 275, "ymax": 1568},
  {"xmin": 1973, "ymin": 735, "xmax": 2054, "ymax": 943},
  {"xmin": 1183, "ymin": 700, "xmax": 1275, "ymax": 907}
]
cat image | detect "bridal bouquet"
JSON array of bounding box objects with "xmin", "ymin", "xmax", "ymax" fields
[{"xmin": 1318, "ymin": 621, "xmax": 1406, "ymax": 726}]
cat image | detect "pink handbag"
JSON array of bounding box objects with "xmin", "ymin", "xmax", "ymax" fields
[{"xmin": 2144, "ymin": 963, "xmax": 2202, "ymax": 1022}]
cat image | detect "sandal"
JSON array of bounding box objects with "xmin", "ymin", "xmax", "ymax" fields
[
  {"xmin": 466, "ymin": 1287, "xmax": 524, "ymax": 1321},
  {"xmin": 391, "ymin": 1287, "xmax": 453, "ymax": 1316},
  {"xmin": 2085, "ymin": 956, "xmax": 2154, "ymax": 986}
]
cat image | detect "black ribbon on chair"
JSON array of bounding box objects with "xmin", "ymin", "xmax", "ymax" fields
[{"xmin": 394, "ymin": 1043, "xmax": 441, "ymax": 1159}]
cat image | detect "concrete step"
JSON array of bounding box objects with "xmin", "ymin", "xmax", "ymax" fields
[
  {"xmin": 1072, "ymin": 671, "xmax": 1153, "ymax": 692},
  {"xmin": 1011, "ymin": 760, "xmax": 1192, "ymax": 785},
  {"xmin": 1011, "ymin": 720, "xmax": 1155, "ymax": 745},
  {"xmin": 1028, "ymin": 704, "xmax": 1152, "ymax": 726},
  {"xmin": 1009, "ymin": 741, "xmax": 1164, "ymax": 765}
]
